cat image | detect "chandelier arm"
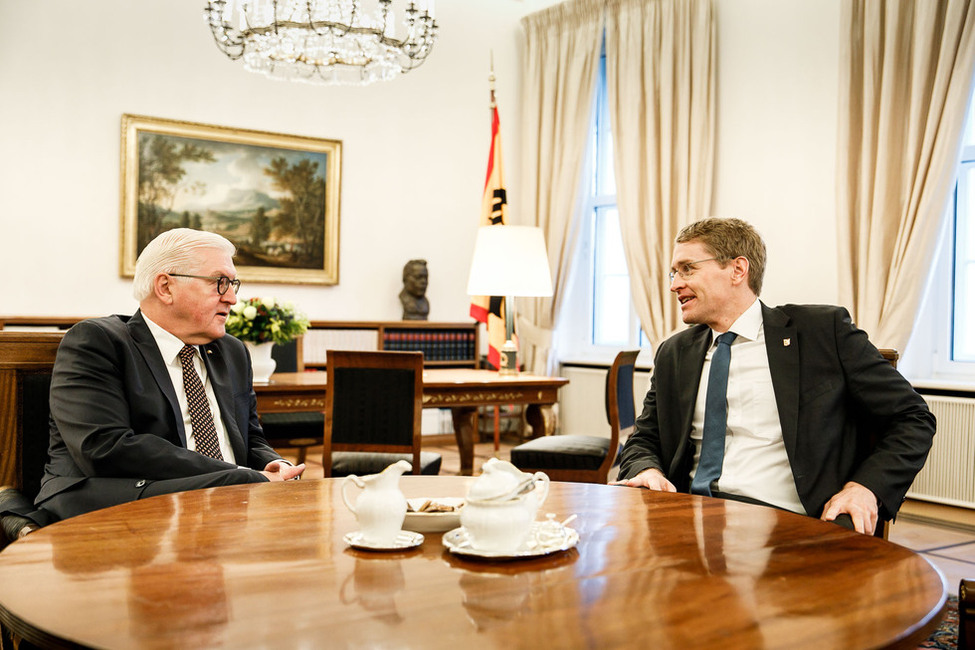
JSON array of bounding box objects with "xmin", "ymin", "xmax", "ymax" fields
[{"xmin": 240, "ymin": 21, "xmax": 429, "ymax": 49}]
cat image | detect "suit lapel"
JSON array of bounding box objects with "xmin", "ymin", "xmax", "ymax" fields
[
  {"xmin": 202, "ymin": 341, "xmax": 248, "ymax": 462},
  {"xmin": 128, "ymin": 311, "xmax": 187, "ymax": 445},
  {"xmin": 677, "ymin": 326, "xmax": 710, "ymax": 413},
  {"xmin": 762, "ymin": 303, "xmax": 800, "ymax": 457},
  {"xmin": 672, "ymin": 326, "xmax": 710, "ymax": 474}
]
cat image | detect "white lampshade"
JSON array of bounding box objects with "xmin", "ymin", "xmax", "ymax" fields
[{"xmin": 466, "ymin": 226, "xmax": 554, "ymax": 297}]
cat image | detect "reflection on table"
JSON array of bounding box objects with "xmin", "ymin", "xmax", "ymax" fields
[{"xmin": 0, "ymin": 477, "xmax": 946, "ymax": 649}]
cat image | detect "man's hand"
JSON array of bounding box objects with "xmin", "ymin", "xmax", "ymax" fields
[
  {"xmin": 612, "ymin": 468, "xmax": 677, "ymax": 492},
  {"xmin": 821, "ymin": 481, "xmax": 878, "ymax": 535},
  {"xmin": 261, "ymin": 460, "xmax": 305, "ymax": 482}
]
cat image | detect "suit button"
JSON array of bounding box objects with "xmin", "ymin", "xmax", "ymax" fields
[{"xmin": 135, "ymin": 480, "xmax": 146, "ymax": 488}]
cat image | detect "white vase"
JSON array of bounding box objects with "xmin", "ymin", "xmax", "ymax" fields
[{"xmin": 245, "ymin": 341, "xmax": 276, "ymax": 382}]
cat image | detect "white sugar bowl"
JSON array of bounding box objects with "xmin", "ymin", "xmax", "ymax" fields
[{"xmin": 461, "ymin": 459, "xmax": 550, "ymax": 554}]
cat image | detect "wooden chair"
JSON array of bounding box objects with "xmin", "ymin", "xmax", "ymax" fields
[
  {"xmin": 961, "ymin": 579, "xmax": 975, "ymax": 648},
  {"xmin": 872, "ymin": 348, "xmax": 899, "ymax": 541},
  {"xmin": 0, "ymin": 331, "xmax": 63, "ymax": 547},
  {"xmin": 259, "ymin": 337, "xmax": 322, "ymax": 465},
  {"xmin": 323, "ymin": 350, "xmax": 441, "ymax": 478},
  {"xmin": 509, "ymin": 350, "xmax": 640, "ymax": 484}
]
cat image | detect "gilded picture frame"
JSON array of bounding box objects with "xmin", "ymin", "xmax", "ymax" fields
[{"xmin": 119, "ymin": 114, "xmax": 342, "ymax": 285}]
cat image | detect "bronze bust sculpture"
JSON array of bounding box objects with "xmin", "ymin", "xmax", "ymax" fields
[{"xmin": 400, "ymin": 259, "xmax": 429, "ymax": 321}]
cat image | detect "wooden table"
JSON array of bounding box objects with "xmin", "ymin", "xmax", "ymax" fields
[
  {"xmin": 254, "ymin": 369, "xmax": 569, "ymax": 475},
  {"xmin": 0, "ymin": 478, "xmax": 946, "ymax": 649}
]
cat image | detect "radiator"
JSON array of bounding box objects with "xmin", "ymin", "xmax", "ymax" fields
[{"xmin": 906, "ymin": 394, "xmax": 975, "ymax": 508}]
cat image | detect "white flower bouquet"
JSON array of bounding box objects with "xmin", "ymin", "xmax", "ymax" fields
[{"xmin": 225, "ymin": 297, "xmax": 310, "ymax": 345}]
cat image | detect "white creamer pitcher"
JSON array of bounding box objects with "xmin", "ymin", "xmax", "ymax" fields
[
  {"xmin": 460, "ymin": 458, "xmax": 549, "ymax": 554},
  {"xmin": 342, "ymin": 459, "xmax": 412, "ymax": 546}
]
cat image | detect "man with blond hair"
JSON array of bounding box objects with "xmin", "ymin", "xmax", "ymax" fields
[
  {"xmin": 25, "ymin": 228, "xmax": 303, "ymax": 523},
  {"xmin": 615, "ymin": 217, "xmax": 935, "ymax": 535}
]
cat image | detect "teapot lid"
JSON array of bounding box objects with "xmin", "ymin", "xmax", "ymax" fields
[{"xmin": 467, "ymin": 459, "xmax": 532, "ymax": 501}]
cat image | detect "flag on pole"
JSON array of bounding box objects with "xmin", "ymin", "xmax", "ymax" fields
[{"xmin": 469, "ymin": 73, "xmax": 509, "ymax": 370}]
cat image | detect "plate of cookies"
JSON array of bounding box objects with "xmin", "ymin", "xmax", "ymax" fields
[{"xmin": 403, "ymin": 498, "xmax": 465, "ymax": 533}]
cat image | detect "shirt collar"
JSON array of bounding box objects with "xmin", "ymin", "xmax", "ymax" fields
[
  {"xmin": 143, "ymin": 313, "xmax": 195, "ymax": 366},
  {"xmin": 710, "ymin": 298, "xmax": 762, "ymax": 345}
]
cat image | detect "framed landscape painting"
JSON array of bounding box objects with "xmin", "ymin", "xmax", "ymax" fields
[{"xmin": 119, "ymin": 114, "xmax": 342, "ymax": 284}]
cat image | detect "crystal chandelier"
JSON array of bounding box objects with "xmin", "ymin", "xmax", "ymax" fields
[{"xmin": 204, "ymin": 0, "xmax": 438, "ymax": 85}]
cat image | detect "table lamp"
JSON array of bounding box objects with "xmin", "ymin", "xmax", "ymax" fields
[{"xmin": 466, "ymin": 226, "xmax": 554, "ymax": 375}]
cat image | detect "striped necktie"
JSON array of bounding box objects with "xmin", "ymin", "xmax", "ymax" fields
[{"xmin": 178, "ymin": 345, "xmax": 223, "ymax": 460}]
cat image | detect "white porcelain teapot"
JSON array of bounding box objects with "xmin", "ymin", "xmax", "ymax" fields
[
  {"xmin": 460, "ymin": 458, "xmax": 549, "ymax": 554},
  {"xmin": 342, "ymin": 460, "xmax": 412, "ymax": 546}
]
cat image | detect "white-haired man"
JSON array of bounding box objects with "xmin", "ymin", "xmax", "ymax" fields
[{"xmin": 29, "ymin": 228, "xmax": 303, "ymax": 522}]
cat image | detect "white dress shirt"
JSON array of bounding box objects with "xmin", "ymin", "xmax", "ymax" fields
[
  {"xmin": 143, "ymin": 315, "xmax": 238, "ymax": 464},
  {"xmin": 689, "ymin": 299, "xmax": 805, "ymax": 514}
]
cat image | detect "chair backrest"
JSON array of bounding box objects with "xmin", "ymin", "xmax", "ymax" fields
[
  {"xmin": 602, "ymin": 350, "xmax": 641, "ymax": 476},
  {"xmin": 270, "ymin": 336, "xmax": 304, "ymax": 373},
  {"xmin": 322, "ymin": 350, "xmax": 424, "ymax": 477},
  {"xmin": 0, "ymin": 332, "xmax": 63, "ymax": 500},
  {"xmin": 878, "ymin": 348, "xmax": 898, "ymax": 369},
  {"xmin": 872, "ymin": 348, "xmax": 898, "ymax": 540}
]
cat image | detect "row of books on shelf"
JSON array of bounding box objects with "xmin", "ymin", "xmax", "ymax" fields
[
  {"xmin": 301, "ymin": 327, "xmax": 477, "ymax": 365},
  {"xmin": 382, "ymin": 330, "xmax": 477, "ymax": 362}
]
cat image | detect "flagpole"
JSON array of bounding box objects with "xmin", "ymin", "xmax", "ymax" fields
[
  {"xmin": 487, "ymin": 51, "xmax": 504, "ymax": 455},
  {"xmin": 489, "ymin": 50, "xmax": 496, "ymax": 109},
  {"xmin": 487, "ymin": 53, "xmax": 517, "ymax": 372}
]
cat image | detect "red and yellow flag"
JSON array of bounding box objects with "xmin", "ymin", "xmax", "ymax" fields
[{"xmin": 469, "ymin": 98, "xmax": 509, "ymax": 370}]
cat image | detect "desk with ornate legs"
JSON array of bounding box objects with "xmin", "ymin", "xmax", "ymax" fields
[{"xmin": 254, "ymin": 370, "xmax": 569, "ymax": 475}]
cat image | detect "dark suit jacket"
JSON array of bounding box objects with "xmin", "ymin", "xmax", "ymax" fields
[
  {"xmin": 36, "ymin": 311, "xmax": 282, "ymax": 509},
  {"xmin": 618, "ymin": 303, "xmax": 936, "ymax": 520}
]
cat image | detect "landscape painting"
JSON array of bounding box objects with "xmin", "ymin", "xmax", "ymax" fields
[{"xmin": 119, "ymin": 114, "xmax": 341, "ymax": 284}]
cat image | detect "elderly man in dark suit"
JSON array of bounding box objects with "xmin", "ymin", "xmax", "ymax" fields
[
  {"xmin": 615, "ymin": 218, "xmax": 935, "ymax": 535},
  {"xmin": 30, "ymin": 228, "xmax": 304, "ymax": 522}
]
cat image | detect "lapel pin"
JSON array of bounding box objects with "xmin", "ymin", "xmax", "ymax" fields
[{"xmin": 783, "ymin": 338, "xmax": 791, "ymax": 347}]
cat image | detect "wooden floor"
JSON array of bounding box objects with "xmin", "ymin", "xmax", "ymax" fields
[{"xmin": 279, "ymin": 433, "xmax": 975, "ymax": 593}]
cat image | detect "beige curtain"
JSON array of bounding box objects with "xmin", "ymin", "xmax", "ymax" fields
[
  {"xmin": 838, "ymin": 0, "xmax": 975, "ymax": 352},
  {"xmin": 604, "ymin": 0, "xmax": 716, "ymax": 348},
  {"xmin": 518, "ymin": 0, "xmax": 604, "ymax": 374}
]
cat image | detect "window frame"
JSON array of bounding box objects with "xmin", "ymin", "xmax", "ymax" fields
[
  {"xmin": 902, "ymin": 95, "xmax": 975, "ymax": 385},
  {"xmin": 554, "ymin": 47, "xmax": 651, "ymax": 366},
  {"xmin": 951, "ymin": 153, "xmax": 975, "ymax": 363}
]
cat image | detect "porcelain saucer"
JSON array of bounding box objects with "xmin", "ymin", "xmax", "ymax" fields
[{"xmin": 442, "ymin": 524, "xmax": 579, "ymax": 560}]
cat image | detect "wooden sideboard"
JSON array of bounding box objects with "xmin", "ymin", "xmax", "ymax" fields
[
  {"xmin": 0, "ymin": 317, "xmax": 481, "ymax": 369},
  {"xmin": 0, "ymin": 332, "xmax": 62, "ymax": 496},
  {"xmin": 0, "ymin": 317, "xmax": 84, "ymax": 330}
]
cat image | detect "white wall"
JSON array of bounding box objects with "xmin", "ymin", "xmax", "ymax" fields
[
  {"xmin": 0, "ymin": 0, "xmax": 843, "ymax": 324},
  {"xmin": 711, "ymin": 0, "xmax": 842, "ymax": 307},
  {"xmin": 0, "ymin": 0, "xmax": 550, "ymax": 321}
]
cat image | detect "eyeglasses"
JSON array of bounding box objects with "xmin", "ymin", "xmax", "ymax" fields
[
  {"xmin": 168, "ymin": 273, "xmax": 241, "ymax": 295},
  {"xmin": 668, "ymin": 258, "xmax": 720, "ymax": 282}
]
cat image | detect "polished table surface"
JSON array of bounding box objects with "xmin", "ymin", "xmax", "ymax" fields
[
  {"xmin": 0, "ymin": 477, "xmax": 946, "ymax": 649},
  {"xmin": 254, "ymin": 369, "xmax": 569, "ymax": 475}
]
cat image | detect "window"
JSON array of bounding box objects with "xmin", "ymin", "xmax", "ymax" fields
[
  {"xmin": 902, "ymin": 92, "xmax": 975, "ymax": 383},
  {"xmin": 951, "ymin": 109, "xmax": 975, "ymax": 362},
  {"xmin": 556, "ymin": 50, "xmax": 650, "ymax": 364}
]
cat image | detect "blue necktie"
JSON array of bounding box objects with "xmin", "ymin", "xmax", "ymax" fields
[{"xmin": 691, "ymin": 332, "xmax": 737, "ymax": 496}]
